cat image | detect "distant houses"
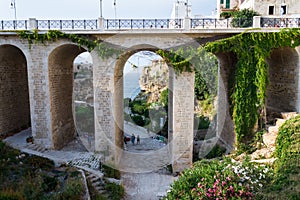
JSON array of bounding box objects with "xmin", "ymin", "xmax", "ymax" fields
[{"xmin": 217, "ymin": 0, "xmax": 300, "ymax": 17}]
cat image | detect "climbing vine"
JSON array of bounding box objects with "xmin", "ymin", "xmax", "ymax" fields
[
  {"xmin": 205, "ymin": 28, "xmax": 300, "ymax": 148},
  {"xmin": 157, "ymin": 28, "xmax": 300, "ymax": 149},
  {"xmin": 17, "ymin": 30, "xmax": 122, "ymax": 58}
]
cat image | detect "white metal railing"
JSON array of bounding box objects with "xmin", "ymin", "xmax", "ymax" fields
[{"xmin": 0, "ymin": 17, "xmax": 299, "ymax": 31}]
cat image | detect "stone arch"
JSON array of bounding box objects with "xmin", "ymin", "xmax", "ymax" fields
[
  {"xmin": 48, "ymin": 44, "xmax": 86, "ymax": 149},
  {"xmin": 110, "ymin": 45, "xmax": 195, "ymax": 173},
  {"xmin": 114, "ymin": 45, "xmax": 160, "ymax": 150},
  {"xmin": 266, "ymin": 47, "xmax": 300, "ymax": 119},
  {"xmin": 0, "ymin": 44, "xmax": 31, "ymax": 136}
]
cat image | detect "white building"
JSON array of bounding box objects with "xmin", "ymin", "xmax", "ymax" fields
[
  {"xmin": 217, "ymin": 0, "xmax": 300, "ymax": 17},
  {"xmin": 170, "ymin": 1, "xmax": 192, "ymax": 19}
]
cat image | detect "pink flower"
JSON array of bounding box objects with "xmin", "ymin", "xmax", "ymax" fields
[
  {"xmin": 222, "ymin": 181, "xmax": 226, "ymax": 187},
  {"xmin": 226, "ymin": 176, "xmax": 231, "ymax": 181},
  {"xmin": 198, "ymin": 182, "xmax": 201, "ymax": 188}
]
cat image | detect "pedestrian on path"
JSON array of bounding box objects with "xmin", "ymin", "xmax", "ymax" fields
[
  {"xmin": 131, "ymin": 134, "xmax": 135, "ymax": 145},
  {"xmin": 137, "ymin": 135, "xmax": 140, "ymax": 144}
]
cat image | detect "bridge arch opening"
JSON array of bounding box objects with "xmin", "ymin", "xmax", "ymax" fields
[
  {"xmin": 113, "ymin": 48, "xmax": 174, "ymax": 172},
  {"xmin": 266, "ymin": 47, "xmax": 300, "ymax": 121},
  {"xmin": 0, "ymin": 44, "xmax": 31, "ymax": 137},
  {"xmin": 48, "ymin": 44, "xmax": 88, "ymax": 149},
  {"xmin": 123, "ymin": 50, "xmax": 169, "ymax": 152},
  {"xmin": 73, "ymin": 51, "xmax": 94, "ymax": 151}
]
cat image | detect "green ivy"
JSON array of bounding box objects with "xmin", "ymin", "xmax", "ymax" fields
[
  {"xmin": 17, "ymin": 30, "xmax": 121, "ymax": 58},
  {"xmin": 205, "ymin": 28, "xmax": 300, "ymax": 149}
]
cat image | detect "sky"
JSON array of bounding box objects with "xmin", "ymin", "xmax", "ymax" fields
[{"xmin": 0, "ymin": 0, "xmax": 216, "ymax": 20}]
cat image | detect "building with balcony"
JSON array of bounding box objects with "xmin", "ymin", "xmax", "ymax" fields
[{"xmin": 217, "ymin": 0, "xmax": 300, "ymax": 17}]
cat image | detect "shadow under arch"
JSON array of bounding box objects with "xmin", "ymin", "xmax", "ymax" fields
[
  {"xmin": 266, "ymin": 46, "xmax": 300, "ymax": 120},
  {"xmin": 48, "ymin": 43, "xmax": 87, "ymax": 149},
  {"xmin": 0, "ymin": 44, "xmax": 31, "ymax": 136}
]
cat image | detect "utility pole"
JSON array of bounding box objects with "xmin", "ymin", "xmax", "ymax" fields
[
  {"xmin": 10, "ymin": 0, "xmax": 17, "ymax": 20},
  {"xmin": 100, "ymin": 0, "xmax": 103, "ymax": 18},
  {"xmin": 113, "ymin": 0, "xmax": 117, "ymax": 19},
  {"xmin": 185, "ymin": 0, "xmax": 189, "ymax": 17}
]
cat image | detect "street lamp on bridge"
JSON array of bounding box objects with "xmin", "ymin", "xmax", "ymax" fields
[
  {"xmin": 100, "ymin": 0, "xmax": 103, "ymax": 18},
  {"xmin": 10, "ymin": 0, "xmax": 17, "ymax": 20}
]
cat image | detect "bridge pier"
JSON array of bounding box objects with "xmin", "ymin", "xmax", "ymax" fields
[{"xmin": 170, "ymin": 70, "xmax": 194, "ymax": 173}]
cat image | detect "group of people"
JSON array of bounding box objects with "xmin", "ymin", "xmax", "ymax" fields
[{"xmin": 124, "ymin": 134, "xmax": 140, "ymax": 145}]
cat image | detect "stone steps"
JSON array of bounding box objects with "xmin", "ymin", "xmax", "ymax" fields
[
  {"xmin": 252, "ymin": 112, "xmax": 298, "ymax": 160},
  {"xmin": 86, "ymin": 172, "xmax": 110, "ymax": 197},
  {"xmin": 281, "ymin": 112, "xmax": 298, "ymax": 120},
  {"xmin": 25, "ymin": 143, "xmax": 48, "ymax": 153}
]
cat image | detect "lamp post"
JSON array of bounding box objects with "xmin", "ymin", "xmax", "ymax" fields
[
  {"xmin": 185, "ymin": 0, "xmax": 189, "ymax": 17},
  {"xmin": 113, "ymin": 0, "xmax": 117, "ymax": 19},
  {"xmin": 10, "ymin": 0, "xmax": 17, "ymax": 20},
  {"xmin": 100, "ymin": 0, "xmax": 103, "ymax": 18}
]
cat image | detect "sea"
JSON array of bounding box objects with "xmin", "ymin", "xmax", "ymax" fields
[{"xmin": 124, "ymin": 71, "xmax": 141, "ymax": 100}]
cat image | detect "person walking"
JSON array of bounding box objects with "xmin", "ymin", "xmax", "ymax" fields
[
  {"xmin": 131, "ymin": 134, "xmax": 136, "ymax": 145},
  {"xmin": 137, "ymin": 135, "xmax": 140, "ymax": 144}
]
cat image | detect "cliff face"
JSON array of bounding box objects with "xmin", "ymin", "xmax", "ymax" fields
[
  {"xmin": 74, "ymin": 63, "xmax": 93, "ymax": 105},
  {"xmin": 139, "ymin": 59, "xmax": 168, "ymax": 103}
]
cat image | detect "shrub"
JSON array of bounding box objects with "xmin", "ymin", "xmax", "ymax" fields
[
  {"xmin": 258, "ymin": 115, "xmax": 300, "ymax": 199},
  {"xmin": 102, "ymin": 164, "xmax": 121, "ymax": 179},
  {"xmin": 205, "ymin": 145, "xmax": 226, "ymax": 159},
  {"xmin": 165, "ymin": 157, "xmax": 272, "ymax": 199},
  {"xmin": 131, "ymin": 115, "xmax": 146, "ymax": 127},
  {"xmin": 105, "ymin": 182, "xmax": 125, "ymax": 200},
  {"xmin": 231, "ymin": 9, "xmax": 260, "ymax": 28}
]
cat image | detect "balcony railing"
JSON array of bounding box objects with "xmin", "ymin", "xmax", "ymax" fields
[
  {"xmin": 261, "ymin": 17, "xmax": 300, "ymax": 28},
  {"xmin": 0, "ymin": 17, "xmax": 300, "ymax": 31},
  {"xmin": 0, "ymin": 20, "xmax": 27, "ymax": 30},
  {"xmin": 37, "ymin": 20, "xmax": 98, "ymax": 30},
  {"xmin": 105, "ymin": 19, "xmax": 182, "ymax": 29}
]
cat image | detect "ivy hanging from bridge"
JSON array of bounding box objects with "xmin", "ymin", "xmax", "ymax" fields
[
  {"xmin": 17, "ymin": 30, "xmax": 122, "ymax": 58},
  {"xmin": 205, "ymin": 28, "xmax": 300, "ymax": 149},
  {"xmin": 157, "ymin": 28, "xmax": 300, "ymax": 150}
]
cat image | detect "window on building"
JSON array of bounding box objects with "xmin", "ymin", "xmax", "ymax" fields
[
  {"xmin": 269, "ymin": 6, "xmax": 274, "ymax": 15},
  {"xmin": 225, "ymin": 0, "xmax": 230, "ymax": 8},
  {"xmin": 280, "ymin": 5, "xmax": 287, "ymax": 15},
  {"xmin": 220, "ymin": 0, "xmax": 224, "ymax": 4}
]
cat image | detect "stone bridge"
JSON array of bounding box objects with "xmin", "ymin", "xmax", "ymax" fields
[{"xmin": 0, "ymin": 19, "xmax": 300, "ymax": 173}]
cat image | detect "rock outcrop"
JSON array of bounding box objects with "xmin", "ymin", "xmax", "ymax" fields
[{"xmin": 139, "ymin": 59, "xmax": 168, "ymax": 103}]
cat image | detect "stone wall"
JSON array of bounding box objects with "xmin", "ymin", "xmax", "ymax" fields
[
  {"xmin": 48, "ymin": 44, "xmax": 85, "ymax": 149},
  {"xmin": 171, "ymin": 71, "xmax": 195, "ymax": 173},
  {"xmin": 266, "ymin": 47, "xmax": 299, "ymax": 115},
  {"xmin": 0, "ymin": 45, "xmax": 30, "ymax": 136},
  {"xmin": 239, "ymin": 0, "xmax": 300, "ymax": 16},
  {"xmin": 216, "ymin": 52, "xmax": 236, "ymax": 150}
]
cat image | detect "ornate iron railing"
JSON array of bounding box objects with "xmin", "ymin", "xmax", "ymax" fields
[
  {"xmin": 2, "ymin": 17, "xmax": 300, "ymax": 30},
  {"xmin": 191, "ymin": 18, "xmax": 232, "ymax": 28},
  {"xmin": 0, "ymin": 20, "xmax": 27, "ymax": 30},
  {"xmin": 261, "ymin": 17, "xmax": 300, "ymax": 28},
  {"xmin": 37, "ymin": 20, "xmax": 98, "ymax": 30},
  {"xmin": 105, "ymin": 19, "xmax": 182, "ymax": 29},
  {"xmin": 191, "ymin": 18, "xmax": 254, "ymax": 28}
]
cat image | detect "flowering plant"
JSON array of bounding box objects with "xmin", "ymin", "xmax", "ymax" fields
[{"xmin": 165, "ymin": 157, "xmax": 273, "ymax": 200}]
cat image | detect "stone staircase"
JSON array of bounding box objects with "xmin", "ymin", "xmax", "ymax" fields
[
  {"xmin": 86, "ymin": 172, "xmax": 107, "ymax": 196},
  {"xmin": 251, "ymin": 112, "xmax": 299, "ymax": 161},
  {"xmin": 25, "ymin": 143, "xmax": 49, "ymax": 153}
]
